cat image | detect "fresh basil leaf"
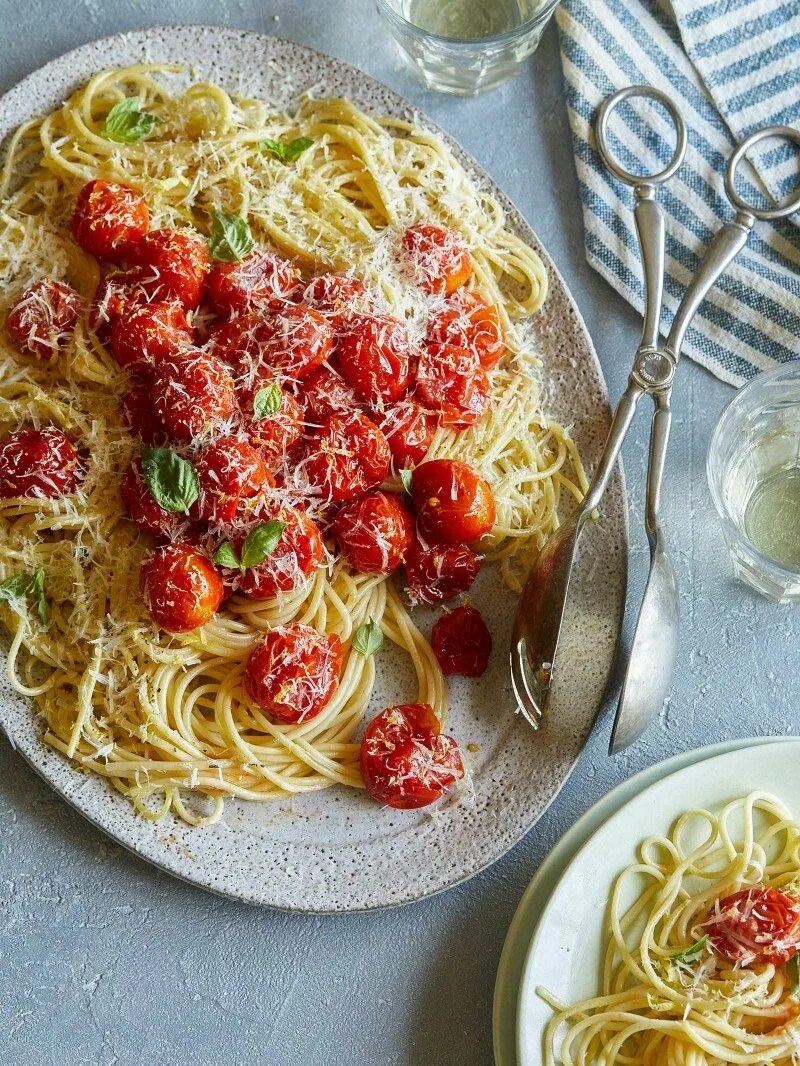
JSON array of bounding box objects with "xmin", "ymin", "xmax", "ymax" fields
[
  {"xmin": 788, "ymin": 954, "xmax": 800, "ymax": 999},
  {"xmin": 260, "ymin": 138, "xmax": 287, "ymax": 162},
  {"xmin": 30, "ymin": 567, "xmax": 48, "ymax": 626},
  {"xmin": 353, "ymin": 618, "xmax": 384, "ymax": 657},
  {"xmin": 103, "ymin": 97, "xmax": 158, "ymax": 143},
  {"xmin": 399, "ymin": 468, "xmax": 413, "ymax": 495},
  {"xmin": 253, "ymin": 384, "xmax": 282, "ymax": 420},
  {"xmin": 240, "ymin": 520, "xmax": 285, "ymax": 570},
  {"xmin": 260, "ymin": 136, "xmax": 313, "ymax": 163},
  {"xmin": 208, "ymin": 208, "xmax": 254, "ymax": 262},
  {"xmin": 213, "ymin": 542, "xmax": 241, "ymax": 570},
  {"xmin": 0, "ymin": 574, "xmax": 34, "ymax": 602},
  {"xmin": 671, "ymin": 935, "xmax": 708, "ymax": 965},
  {"xmin": 141, "ymin": 448, "xmax": 200, "ymax": 514},
  {"xmin": 0, "ymin": 569, "xmax": 48, "ymax": 626}
]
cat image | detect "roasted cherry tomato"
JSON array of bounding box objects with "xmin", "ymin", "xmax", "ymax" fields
[
  {"xmin": 133, "ymin": 229, "xmax": 210, "ymax": 310},
  {"xmin": 302, "ymin": 365, "xmax": 362, "ymax": 423},
  {"xmin": 110, "ymin": 301, "xmax": 191, "ymax": 373},
  {"xmin": 0, "ymin": 428, "xmax": 82, "ymax": 499},
  {"xmin": 432, "ymin": 604, "xmax": 492, "ymax": 677},
  {"xmin": 6, "ymin": 279, "xmax": 83, "ymax": 361},
  {"xmin": 336, "ymin": 313, "xmax": 413, "ymax": 406},
  {"xmin": 151, "ymin": 350, "xmax": 237, "ymax": 443},
  {"xmin": 238, "ymin": 377, "xmax": 305, "ymax": 471},
  {"xmin": 120, "ymin": 457, "xmax": 183, "ymax": 537},
  {"xmin": 88, "ymin": 268, "xmax": 150, "ymax": 337},
  {"xmin": 259, "ymin": 305, "xmax": 334, "ymax": 381},
  {"xmin": 400, "ymin": 223, "xmax": 471, "ymax": 295},
  {"xmin": 704, "ymin": 887, "xmax": 800, "ymax": 966},
  {"xmin": 206, "ymin": 250, "xmax": 299, "ymax": 316},
  {"xmin": 411, "ymin": 459, "xmax": 495, "ymax": 544},
  {"xmin": 71, "ymin": 179, "xmax": 149, "ymax": 259},
  {"xmin": 243, "ymin": 623, "xmax": 343, "ymax": 723},
  {"xmin": 193, "ymin": 436, "xmax": 271, "ymax": 525},
  {"xmin": 404, "ymin": 541, "xmax": 481, "ymax": 605},
  {"xmin": 236, "ymin": 505, "xmax": 325, "ymax": 600},
  {"xmin": 426, "ymin": 291, "xmax": 504, "ymax": 369},
  {"xmin": 120, "ymin": 382, "xmax": 167, "ymax": 445},
  {"xmin": 332, "ymin": 491, "xmax": 414, "ymax": 575},
  {"xmin": 376, "ymin": 399, "xmax": 437, "ymax": 469},
  {"xmin": 297, "ymin": 273, "xmax": 366, "ymax": 324},
  {"xmin": 360, "ymin": 703, "xmax": 463, "ymax": 809},
  {"xmin": 415, "ymin": 342, "xmax": 491, "ymax": 428},
  {"xmin": 303, "ymin": 411, "xmax": 391, "ymax": 503},
  {"xmin": 140, "ymin": 543, "xmax": 224, "ymax": 632}
]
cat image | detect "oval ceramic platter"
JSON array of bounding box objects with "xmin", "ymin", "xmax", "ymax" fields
[{"xmin": 0, "ymin": 27, "xmax": 627, "ymax": 912}]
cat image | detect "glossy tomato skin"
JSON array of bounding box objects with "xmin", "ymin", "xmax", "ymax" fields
[
  {"xmin": 71, "ymin": 179, "xmax": 149, "ymax": 259},
  {"xmin": 151, "ymin": 350, "xmax": 237, "ymax": 443},
  {"xmin": 705, "ymin": 887, "xmax": 800, "ymax": 966},
  {"xmin": 432, "ymin": 604, "xmax": 492, "ymax": 677},
  {"xmin": 304, "ymin": 411, "xmax": 391, "ymax": 503},
  {"xmin": 404, "ymin": 541, "xmax": 481, "ymax": 605},
  {"xmin": 411, "ymin": 459, "xmax": 496, "ymax": 544},
  {"xmin": 89, "ymin": 268, "xmax": 150, "ymax": 337},
  {"xmin": 243, "ymin": 623, "xmax": 343, "ymax": 724},
  {"xmin": 120, "ymin": 381, "xmax": 167, "ymax": 445},
  {"xmin": 427, "ymin": 292, "xmax": 504, "ymax": 369},
  {"xmin": 400, "ymin": 224, "xmax": 472, "ymax": 295},
  {"xmin": 140, "ymin": 543, "xmax": 224, "ymax": 632},
  {"xmin": 332, "ymin": 491, "xmax": 414, "ymax": 575},
  {"xmin": 416, "ymin": 342, "xmax": 491, "ymax": 428},
  {"xmin": 133, "ymin": 229, "xmax": 210, "ymax": 310},
  {"xmin": 259, "ymin": 305, "xmax": 334, "ymax": 381},
  {"xmin": 297, "ymin": 273, "xmax": 367, "ymax": 325},
  {"xmin": 120, "ymin": 457, "xmax": 183, "ymax": 537},
  {"xmin": 110, "ymin": 301, "xmax": 191, "ymax": 373},
  {"xmin": 238, "ymin": 378, "xmax": 305, "ymax": 471},
  {"xmin": 337, "ymin": 313, "xmax": 413, "ymax": 406},
  {"xmin": 193, "ymin": 436, "xmax": 271, "ymax": 525},
  {"xmin": 376, "ymin": 399, "xmax": 437, "ymax": 469},
  {"xmin": 360, "ymin": 703, "xmax": 463, "ymax": 809},
  {"xmin": 302, "ymin": 365, "xmax": 362, "ymax": 424},
  {"xmin": 6, "ymin": 279, "xmax": 83, "ymax": 361},
  {"xmin": 237, "ymin": 505, "xmax": 325, "ymax": 600},
  {"xmin": 206, "ymin": 251, "xmax": 299, "ymax": 316},
  {"xmin": 0, "ymin": 428, "xmax": 82, "ymax": 499}
]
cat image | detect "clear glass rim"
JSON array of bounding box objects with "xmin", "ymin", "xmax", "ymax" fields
[
  {"xmin": 707, "ymin": 361, "xmax": 800, "ymax": 579},
  {"xmin": 375, "ymin": 0, "xmax": 561, "ymax": 47}
]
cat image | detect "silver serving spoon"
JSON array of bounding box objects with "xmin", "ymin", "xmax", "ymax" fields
[{"xmin": 511, "ymin": 85, "xmax": 800, "ymax": 751}]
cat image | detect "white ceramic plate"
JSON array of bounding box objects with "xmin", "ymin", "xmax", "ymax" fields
[
  {"xmin": 517, "ymin": 737, "xmax": 800, "ymax": 1065},
  {"xmin": 0, "ymin": 27, "xmax": 627, "ymax": 913}
]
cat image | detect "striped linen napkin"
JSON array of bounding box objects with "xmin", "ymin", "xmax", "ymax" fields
[{"xmin": 556, "ymin": 0, "xmax": 800, "ymax": 386}]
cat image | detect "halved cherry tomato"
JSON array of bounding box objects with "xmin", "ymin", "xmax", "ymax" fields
[
  {"xmin": 332, "ymin": 491, "xmax": 414, "ymax": 575},
  {"xmin": 404, "ymin": 541, "xmax": 481, "ymax": 605},
  {"xmin": 151, "ymin": 350, "xmax": 237, "ymax": 442},
  {"xmin": 207, "ymin": 250, "xmax": 299, "ymax": 316},
  {"xmin": 302, "ymin": 365, "xmax": 362, "ymax": 423},
  {"xmin": 120, "ymin": 382, "xmax": 166, "ymax": 445},
  {"xmin": 71, "ymin": 179, "xmax": 149, "ymax": 259},
  {"xmin": 411, "ymin": 459, "xmax": 495, "ymax": 544},
  {"xmin": 193, "ymin": 436, "xmax": 271, "ymax": 525},
  {"xmin": 140, "ymin": 543, "xmax": 224, "ymax": 632},
  {"xmin": 400, "ymin": 223, "xmax": 471, "ymax": 295},
  {"xmin": 415, "ymin": 342, "xmax": 491, "ymax": 428},
  {"xmin": 88, "ymin": 268, "xmax": 150, "ymax": 337},
  {"xmin": 6, "ymin": 279, "xmax": 83, "ymax": 361},
  {"xmin": 360, "ymin": 703, "xmax": 463, "ymax": 809},
  {"xmin": 432, "ymin": 604, "xmax": 492, "ymax": 677},
  {"xmin": 243, "ymin": 623, "xmax": 342, "ymax": 723},
  {"xmin": 235, "ymin": 505, "xmax": 325, "ymax": 600},
  {"xmin": 120, "ymin": 457, "xmax": 183, "ymax": 537},
  {"xmin": 337, "ymin": 313, "xmax": 413, "ymax": 406},
  {"xmin": 0, "ymin": 428, "xmax": 82, "ymax": 499},
  {"xmin": 238, "ymin": 377, "xmax": 305, "ymax": 471},
  {"xmin": 110, "ymin": 301, "xmax": 191, "ymax": 373},
  {"xmin": 303, "ymin": 411, "xmax": 391, "ymax": 502},
  {"xmin": 704, "ymin": 887, "xmax": 800, "ymax": 966},
  {"xmin": 427, "ymin": 292, "xmax": 504, "ymax": 368},
  {"xmin": 376, "ymin": 399, "xmax": 437, "ymax": 469},
  {"xmin": 297, "ymin": 273, "xmax": 367, "ymax": 325},
  {"xmin": 133, "ymin": 229, "xmax": 210, "ymax": 310}
]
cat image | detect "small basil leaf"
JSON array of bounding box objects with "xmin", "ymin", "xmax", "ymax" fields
[
  {"xmin": 283, "ymin": 137, "xmax": 313, "ymax": 162},
  {"xmin": 671, "ymin": 935, "xmax": 708, "ymax": 965},
  {"xmin": 788, "ymin": 954, "xmax": 800, "ymax": 999},
  {"xmin": 260, "ymin": 138, "xmax": 287, "ymax": 161},
  {"xmin": 399, "ymin": 468, "xmax": 413, "ymax": 495},
  {"xmin": 103, "ymin": 97, "xmax": 157, "ymax": 143},
  {"xmin": 213, "ymin": 542, "xmax": 241, "ymax": 570},
  {"xmin": 240, "ymin": 520, "xmax": 285, "ymax": 571},
  {"xmin": 0, "ymin": 569, "xmax": 48, "ymax": 626},
  {"xmin": 253, "ymin": 384, "xmax": 282, "ymax": 420},
  {"xmin": 353, "ymin": 618, "xmax": 384, "ymax": 657},
  {"xmin": 30, "ymin": 567, "xmax": 48, "ymax": 626},
  {"xmin": 141, "ymin": 448, "xmax": 200, "ymax": 514},
  {"xmin": 0, "ymin": 574, "xmax": 34, "ymax": 602},
  {"xmin": 208, "ymin": 208, "xmax": 254, "ymax": 262}
]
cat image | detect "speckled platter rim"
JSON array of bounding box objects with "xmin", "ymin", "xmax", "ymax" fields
[{"xmin": 0, "ymin": 26, "xmax": 628, "ymax": 913}]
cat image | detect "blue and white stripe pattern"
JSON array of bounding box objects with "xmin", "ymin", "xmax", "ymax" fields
[{"xmin": 556, "ymin": 0, "xmax": 800, "ymax": 386}]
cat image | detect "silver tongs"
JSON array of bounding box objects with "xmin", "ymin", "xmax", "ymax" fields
[{"xmin": 510, "ymin": 85, "xmax": 800, "ymax": 753}]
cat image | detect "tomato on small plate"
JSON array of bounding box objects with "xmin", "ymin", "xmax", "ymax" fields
[{"xmin": 704, "ymin": 886, "xmax": 800, "ymax": 966}]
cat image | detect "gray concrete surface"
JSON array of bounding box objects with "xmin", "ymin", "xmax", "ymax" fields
[{"xmin": 1, "ymin": 3, "xmax": 798, "ymax": 1064}]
